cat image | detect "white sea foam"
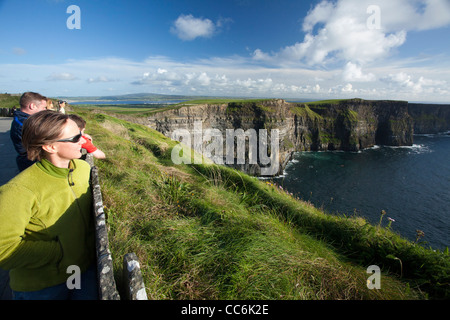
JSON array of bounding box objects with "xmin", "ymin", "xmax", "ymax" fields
[
  {"xmin": 414, "ymin": 134, "xmax": 436, "ymax": 138},
  {"xmin": 414, "ymin": 131, "xmax": 450, "ymax": 137},
  {"xmin": 258, "ymin": 171, "xmax": 288, "ymax": 180},
  {"xmin": 385, "ymin": 143, "xmax": 432, "ymax": 154}
]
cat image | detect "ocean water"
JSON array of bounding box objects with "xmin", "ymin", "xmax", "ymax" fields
[
  {"xmin": 274, "ymin": 134, "xmax": 450, "ymax": 250},
  {"xmin": 70, "ymin": 100, "xmax": 187, "ymax": 105}
]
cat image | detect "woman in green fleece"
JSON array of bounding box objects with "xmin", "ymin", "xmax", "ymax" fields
[{"xmin": 0, "ymin": 110, "xmax": 97, "ymax": 300}]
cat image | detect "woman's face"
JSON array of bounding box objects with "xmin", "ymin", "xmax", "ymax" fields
[{"xmin": 53, "ymin": 119, "xmax": 86, "ymax": 162}]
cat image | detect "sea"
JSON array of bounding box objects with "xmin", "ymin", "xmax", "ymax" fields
[
  {"xmin": 69, "ymin": 100, "xmax": 187, "ymax": 105},
  {"xmin": 274, "ymin": 133, "xmax": 450, "ymax": 251}
]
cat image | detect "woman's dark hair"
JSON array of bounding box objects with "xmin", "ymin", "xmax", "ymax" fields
[
  {"xmin": 68, "ymin": 114, "xmax": 86, "ymax": 130},
  {"xmin": 22, "ymin": 110, "xmax": 70, "ymax": 161}
]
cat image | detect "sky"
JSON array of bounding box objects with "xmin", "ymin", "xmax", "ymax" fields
[{"xmin": 1, "ymin": 0, "xmax": 450, "ymax": 102}]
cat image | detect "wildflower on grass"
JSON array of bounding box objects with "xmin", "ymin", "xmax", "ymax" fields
[
  {"xmin": 415, "ymin": 229, "xmax": 425, "ymax": 243},
  {"xmin": 378, "ymin": 210, "xmax": 386, "ymax": 226},
  {"xmin": 387, "ymin": 217, "xmax": 395, "ymax": 229}
]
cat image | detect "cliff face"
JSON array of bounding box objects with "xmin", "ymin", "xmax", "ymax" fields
[
  {"xmin": 408, "ymin": 103, "xmax": 450, "ymax": 134},
  {"xmin": 289, "ymin": 99, "xmax": 414, "ymax": 152},
  {"xmin": 145, "ymin": 98, "xmax": 422, "ymax": 176}
]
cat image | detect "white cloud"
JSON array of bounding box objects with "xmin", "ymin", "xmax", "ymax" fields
[
  {"xmin": 196, "ymin": 72, "xmax": 211, "ymax": 86},
  {"xmin": 253, "ymin": 0, "xmax": 450, "ymax": 67},
  {"xmin": 170, "ymin": 14, "xmax": 232, "ymax": 41},
  {"xmin": 170, "ymin": 14, "xmax": 216, "ymax": 41},
  {"xmin": 130, "ymin": 62, "xmax": 327, "ymax": 98},
  {"xmin": 383, "ymin": 72, "xmax": 414, "ymax": 87},
  {"xmin": 342, "ymin": 83, "xmax": 354, "ymax": 93},
  {"xmin": 252, "ymin": 49, "xmax": 271, "ymax": 62},
  {"xmin": 343, "ymin": 62, "xmax": 376, "ymax": 82},
  {"xmin": 375, "ymin": 0, "xmax": 450, "ymax": 31},
  {"xmin": 47, "ymin": 72, "xmax": 78, "ymax": 81},
  {"xmin": 382, "ymin": 72, "xmax": 448, "ymax": 94},
  {"xmin": 132, "ymin": 67, "xmax": 182, "ymax": 86},
  {"xmin": 302, "ymin": 0, "xmax": 334, "ymax": 33},
  {"xmin": 1, "ymin": 53, "xmax": 449, "ymax": 102},
  {"xmin": 87, "ymin": 76, "xmax": 117, "ymax": 83},
  {"xmin": 245, "ymin": 0, "xmax": 450, "ymax": 102},
  {"xmin": 327, "ymin": 83, "xmax": 355, "ymax": 96}
]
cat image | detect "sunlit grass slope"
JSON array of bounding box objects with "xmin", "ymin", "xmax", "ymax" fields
[
  {"xmin": 73, "ymin": 108, "xmax": 449, "ymax": 300},
  {"xmin": 0, "ymin": 94, "xmax": 20, "ymax": 109}
]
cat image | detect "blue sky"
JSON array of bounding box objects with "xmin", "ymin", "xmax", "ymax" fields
[{"xmin": 1, "ymin": 0, "xmax": 450, "ymax": 102}]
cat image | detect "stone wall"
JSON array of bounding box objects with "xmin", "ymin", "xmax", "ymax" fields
[
  {"xmin": 87, "ymin": 154, "xmax": 147, "ymax": 300},
  {"xmin": 0, "ymin": 108, "xmax": 14, "ymax": 117}
]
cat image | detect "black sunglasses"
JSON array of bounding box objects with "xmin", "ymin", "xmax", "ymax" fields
[{"xmin": 56, "ymin": 131, "xmax": 83, "ymax": 143}]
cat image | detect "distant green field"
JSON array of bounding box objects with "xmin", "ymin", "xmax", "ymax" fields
[
  {"xmin": 0, "ymin": 94, "xmax": 20, "ymax": 109},
  {"xmin": 176, "ymin": 98, "xmax": 270, "ymax": 105},
  {"xmin": 71, "ymin": 98, "xmax": 274, "ymax": 117},
  {"xmin": 70, "ymin": 103, "xmax": 173, "ymax": 116},
  {"xmin": 0, "ymin": 93, "xmax": 359, "ymax": 111},
  {"xmin": 305, "ymin": 99, "xmax": 348, "ymax": 105}
]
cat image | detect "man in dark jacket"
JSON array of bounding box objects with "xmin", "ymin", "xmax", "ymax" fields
[{"xmin": 10, "ymin": 92, "xmax": 48, "ymax": 171}]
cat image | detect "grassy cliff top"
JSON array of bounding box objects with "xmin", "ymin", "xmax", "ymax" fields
[
  {"xmin": 66, "ymin": 98, "xmax": 276, "ymax": 118},
  {"xmin": 69, "ymin": 97, "xmax": 414, "ymax": 120},
  {"xmin": 0, "ymin": 94, "xmax": 21, "ymax": 109},
  {"xmin": 74, "ymin": 107, "xmax": 449, "ymax": 300}
]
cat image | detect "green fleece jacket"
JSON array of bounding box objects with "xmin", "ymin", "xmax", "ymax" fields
[{"xmin": 0, "ymin": 158, "xmax": 95, "ymax": 292}]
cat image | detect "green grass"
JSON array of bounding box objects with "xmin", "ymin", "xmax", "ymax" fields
[
  {"xmin": 304, "ymin": 99, "xmax": 348, "ymax": 105},
  {"xmin": 71, "ymin": 98, "xmax": 282, "ymax": 119},
  {"xmin": 68, "ymin": 103, "xmax": 175, "ymax": 117},
  {"xmin": 72, "ymin": 107, "xmax": 449, "ymax": 300},
  {"xmin": 70, "ymin": 99, "xmax": 267, "ymax": 118},
  {"xmin": 290, "ymin": 104, "xmax": 323, "ymax": 121},
  {"xmin": 177, "ymin": 98, "xmax": 269, "ymax": 106},
  {"xmin": 0, "ymin": 94, "xmax": 21, "ymax": 109}
]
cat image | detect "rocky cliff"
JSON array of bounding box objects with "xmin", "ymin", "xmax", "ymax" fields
[
  {"xmin": 408, "ymin": 103, "xmax": 450, "ymax": 134},
  {"xmin": 144, "ymin": 98, "xmax": 436, "ymax": 176}
]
